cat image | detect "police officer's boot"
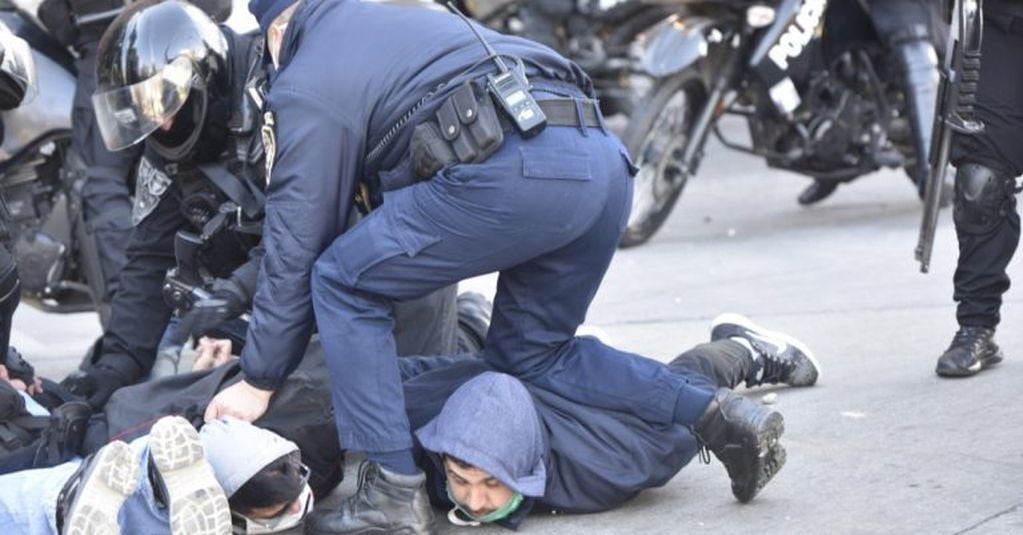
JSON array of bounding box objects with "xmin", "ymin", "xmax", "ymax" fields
[
  {"xmin": 894, "ymin": 38, "xmax": 940, "ymax": 198},
  {"xmin": 711, "ymin": 313, "xmax": 821, "ymax": 387},
  {"xmin": 935, "ymin": 326, "xmax": 1003, "ymax": 377},
  {"xmin": 694, "ymin": 389, "xmax": 786, "ymax": 503},
  {"xmin": 797, "ymin": 178, "xmax": 840, "ymax": 206},
  {"xmin": 305, "ymin": 461, "xmax": 434, "ymax": 534}
]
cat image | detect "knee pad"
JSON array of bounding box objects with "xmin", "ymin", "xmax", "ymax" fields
[{"xmin": 953, "ymin": 163, "xmax": 1017, "ymax": 235}]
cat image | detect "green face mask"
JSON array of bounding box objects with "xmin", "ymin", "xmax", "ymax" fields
[{"xmin": 445, "ymin": 482, "xmax": 524, "ymax": 525}]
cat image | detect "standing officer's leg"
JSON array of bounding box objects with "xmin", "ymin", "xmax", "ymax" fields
[{"xmin": 938, "ymin": 8, "xmax": 1023, "ymax": 377}]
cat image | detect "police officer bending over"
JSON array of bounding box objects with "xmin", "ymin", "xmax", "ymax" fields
[
  {"xmin": 59, "ymin": 0, "xmax": 266, "ymax": 408},
  {"xmin": 936, "ymin": 0, "xmax": 1023, "ymax": 377},
  {"xmin": 206, "ymin": 1, "xmax": 796, "ymax": 532},
  {"xmin": 62, "ymin": 0, "xmax": 459, "ymax": 409},
  {"xmin": 36, "ymin": 0, "xmax": 231, "ymax": 322}
]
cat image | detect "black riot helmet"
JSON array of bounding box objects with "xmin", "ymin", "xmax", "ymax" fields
[
  {"xmin": 0, "ymin": 21, "xmax": 35, "ymax": 111},
  {"xmin": 92, "ymin": 0, "xmax": 230, "ymax": 161}
]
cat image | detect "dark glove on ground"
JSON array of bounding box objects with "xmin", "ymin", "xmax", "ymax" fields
[
  {"xmin": 4, "ymin": 347, "xmax": 35, "ymax": 384},
  {"xmin": 60, "ymin": 366, "xmax": 129, "ymax": 410}
]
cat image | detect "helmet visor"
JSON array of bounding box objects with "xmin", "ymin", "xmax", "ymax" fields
[
  {"xmin": 92, "ymin": 56, "xmax": 195, "ymax": 151},
  {"xmin": 0, "ymin": 23, "xmax": 37, "ymax": 104}
]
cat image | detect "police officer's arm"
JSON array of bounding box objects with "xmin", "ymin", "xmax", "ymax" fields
[
  {"xmin": 225, "ymin": 240, "xmax": 264, "ymax": 305},
  {"xmin": 95, "ymin": 180, "xmax": 186, "ymax": 384},
  {"xmin": 238, "ymin": 86, "xmax": 360, "ymax": 391}
]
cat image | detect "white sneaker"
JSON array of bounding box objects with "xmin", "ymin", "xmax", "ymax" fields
[
  {"xmin": 63, "ymin": 440, "xmax": 140, "ymax": 535},
  {"xmin": 711, "ymin": 313, "xmax": 821, "ymax": 387},
  {"xmin": 148, "ymin": 416, "xmax": 231, "ymax": 535}
]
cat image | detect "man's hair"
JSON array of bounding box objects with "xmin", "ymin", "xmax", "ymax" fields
[
  {"xmin": 229, "ymin": 450, "xmax": 305, "ymax": 516},
  {"xmin": 443, "ymin": 454, "xmax": 480, "ymax": 471}
]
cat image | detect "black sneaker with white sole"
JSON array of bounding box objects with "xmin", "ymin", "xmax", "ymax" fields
[
  {"xmin": 59, "ymin": 440, "xmax": 140, "ymax": 535},
  {"xmin": 711, "ymin": 313, "xmax": 821, "ymax": 387},
  {"xmin": 935, "ymin": 326, "xmax": 1003, "ymax": 378},
  {"xmin": 695, "ymin": 388, "xmax": 787, "ymax": 503},
  {"xmin": 148, "ymin": 416, "xmax": 231, "ymax": 535}
]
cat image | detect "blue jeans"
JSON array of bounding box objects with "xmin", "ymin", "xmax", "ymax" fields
[{"xmin": 0, "ymin": 438, "xmax": 172, "ymax": 534}]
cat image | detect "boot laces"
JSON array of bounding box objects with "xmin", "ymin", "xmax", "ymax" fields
[
  {"xmin": 950, "ymin": 326, "xmax": 990, "ymax": 351},
  {"xmin": 345, "ymin": 461, "xmax": 380, "ymax": 513},
  {"xmin": 699, "ymin": 445, "xmax": 712, "ymax": 464}
]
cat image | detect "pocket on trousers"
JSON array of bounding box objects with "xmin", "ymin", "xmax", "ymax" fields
[
  {"xmin": 520, "ymin": 146, "xmax": 592, "ymax": 181},
  {"xmin": 337, "ymin": 211, "xmax": 441, "ymax": 288}
]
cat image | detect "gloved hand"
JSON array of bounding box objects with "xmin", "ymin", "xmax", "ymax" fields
[
  {"xmin": 60, "ymin": 365, "xmax": 129, "ymax": 410},
  {"xmin": 182, "ymin": 277, "xmax": 249, "ymax": 337},
  {"xmin": 3, "ymin": 347, "xmax": 35, "ymax": 385}
]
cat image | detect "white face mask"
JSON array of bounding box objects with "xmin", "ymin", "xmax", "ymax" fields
[{"xmin": 232, "ymin": 483, "xmax": 314, "ymax": 534}]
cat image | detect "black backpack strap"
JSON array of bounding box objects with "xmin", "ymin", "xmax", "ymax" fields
[{"xmin": 199, "ymin": 163, "xmax": 266, "ymax": 219}]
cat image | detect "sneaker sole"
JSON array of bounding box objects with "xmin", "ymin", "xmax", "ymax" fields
[
  {"xmin": 65, "ymin": 441, "xmax": 140, "ymax": 535},
  {"xmin": 732, "ymin": 410, "xmax": 786, "ymax": 503},
  {"xmin": 711, "ymin": 313, "xmax": 822, "ymax": 385},
  {"xmin": 149, "ymin": 417, "xmax": 231, "ymax": 535}
]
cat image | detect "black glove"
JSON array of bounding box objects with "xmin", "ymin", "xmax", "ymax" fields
[
  {"xmin": 182, "ymin": 277, "xmax": 249, "ymax": 337},
  {"xmin": 3, "ymin": 347, "xmax": 35, "ymax": 385},
  {"xmin": 60, "ymin": 366, "xmax": 129, "ymax": 410}
]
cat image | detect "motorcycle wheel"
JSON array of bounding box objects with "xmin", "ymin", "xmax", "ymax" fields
[{"xmin": 619, "ymin": 70, "xmax": 706, "ymax": 248}]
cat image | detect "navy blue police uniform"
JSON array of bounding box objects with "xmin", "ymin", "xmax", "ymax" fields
[{"xmin": 244, "ymin": 0, "xmax": 716, "ymax": 457}]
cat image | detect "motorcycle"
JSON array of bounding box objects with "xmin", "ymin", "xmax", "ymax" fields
[
  {"xmin": 621, "ymin": 0, "xmax": 942, "ymax": 247},
  {"xmin": 0, "ymin": 2, "xmax": 110, "ymax": 322},
  {"xmin": 455, "ymin": 0, "xmax": 681, "ymax": 139}
]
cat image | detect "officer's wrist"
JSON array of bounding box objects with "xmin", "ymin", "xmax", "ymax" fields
[{"xmin": 242, "ymin": 379, "xmax": 275, "ymax": 399}]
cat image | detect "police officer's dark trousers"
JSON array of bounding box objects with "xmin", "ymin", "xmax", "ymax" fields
[
  {"xmin": 312, "ymin": 99, "xmax": 716, "ymax": 454},
  {"xmin": 950, "ymin": 4, "xmax": 1023, "ymax": 328}
]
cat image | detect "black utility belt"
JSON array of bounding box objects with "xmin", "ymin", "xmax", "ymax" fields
[{"xmin": 409, "ymin": 81, "xmax": 603, "ymax": 180}]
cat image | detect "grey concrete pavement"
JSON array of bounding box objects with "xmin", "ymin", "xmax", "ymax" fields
[{"xmin": 11, "ymin": 118, "xmax": 1023, "ymax": 534}]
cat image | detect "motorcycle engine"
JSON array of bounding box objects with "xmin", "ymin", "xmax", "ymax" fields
[{"xmin": 764, "ymin": 48, "xmax": 903, "ymax": 179}]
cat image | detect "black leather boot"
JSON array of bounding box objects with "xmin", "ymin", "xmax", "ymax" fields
[
  {"xmin": 935, "ymin": 326, "xmax": 1003, "ymax": 377},
  {"xmin": 695, "ymin": 388, "xmax": 786, "ymax": 503},
  {"xmin": 305, "ymin": 461, "xmax": 434, "ymax": 534}
]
